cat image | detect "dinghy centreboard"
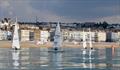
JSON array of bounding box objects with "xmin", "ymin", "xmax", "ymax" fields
[{"xmin": 12, "ymin": 18, "xmax": 20, "ymax": 50}]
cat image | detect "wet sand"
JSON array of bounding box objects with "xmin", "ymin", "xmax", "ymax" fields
[{"xmin": 0, "ymin": 41, "xmax": 119, "ymax": 48}]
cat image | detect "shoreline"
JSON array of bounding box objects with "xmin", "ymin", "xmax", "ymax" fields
[{"xmin": 0, "ymin": 41, "xmax": 119, "ymax": 48}]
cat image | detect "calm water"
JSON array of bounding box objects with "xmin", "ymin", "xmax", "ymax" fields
[{"xmin": 0, "ymin": 47, "xmax": 120, "ymax": 70}]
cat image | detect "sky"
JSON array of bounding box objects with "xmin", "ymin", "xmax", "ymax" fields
[{"xmin": 0, "ymin": 0, "xmax": 120, "ymax": 23}]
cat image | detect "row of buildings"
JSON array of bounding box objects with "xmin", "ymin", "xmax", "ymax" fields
[
  {"xmin": 62, "ymin": 30, "xmax": 120, "ymax": 42},
  {"xmin": 0, "ymin": 29, "xmax": 120, "ymax": 42},
  {"xmin": 0, "ymin": 29, "xmax": 50, "ymax": 42},
  {"xmin": 0, "ymin": 18, "xmax": 120, "ymax": 42}
]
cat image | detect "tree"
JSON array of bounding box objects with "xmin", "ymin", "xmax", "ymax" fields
[{"xmin": 102, "ymin": 21, "xmax": 109, "ymax": 29}]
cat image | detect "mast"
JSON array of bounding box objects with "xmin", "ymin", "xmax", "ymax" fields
[
  {"xmin": 89, "ymin": 28, "xmax": 93, "ymax": 49},
  {"xmin": 83, "ymin": 30, "xmax": 87, "ymax": 49}
]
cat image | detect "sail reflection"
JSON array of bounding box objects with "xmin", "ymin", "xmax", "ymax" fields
[
  {"xmin": 52, "ymin": 52, "xmax": 63, "ymax": 69},
  {"xmin": 12, "ymin": 50, "xmax": 20, "ymax": 69},
  {"xmin": 89, "ymin": 50, "xmax": 94, "ymax": 68},
  {"xmin": 82, "ymin": 49, "xmax": 95, "ymax": 68},
  {"xmin": 82, "ymin": 50, "xmax": 87, "ymax": 68}
]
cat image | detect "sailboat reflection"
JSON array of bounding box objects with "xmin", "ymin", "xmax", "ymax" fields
[
  {"xmin": 52, "ymin": 52, "xmax": 63, "ymax": 69},
  {"xmin": 82, "ymin": 49, "xmax": 95, "ymax": 68},
  {"xmin": 12, "ymin": 50, "xmax": 20, "ymax": 69},
  {"xmin": 82, "ymin": 50, "xmax": 87, "ymax": 68},
  {"xmin": 89, "ymin": 50, "xmax": 93, "ymax": 68}
]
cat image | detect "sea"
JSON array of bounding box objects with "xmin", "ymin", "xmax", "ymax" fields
[{"xmin": 0, "ymin": 47, "xmax": 119, "ymax": 70}]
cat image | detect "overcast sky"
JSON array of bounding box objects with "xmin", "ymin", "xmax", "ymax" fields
[{"xmin": 0, "ymin": 0, "xmax": 120, "ymax": 23}]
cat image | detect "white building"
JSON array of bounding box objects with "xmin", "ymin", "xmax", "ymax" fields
[
  {"xmin": 62, "ymin": 31, "xmax": 81, "ymax": 41},
  {"xmin": 62, "ymin": 31, "xmax": 95, "ymax": 42},
  {"xmin": 40, "ymin": 31, "xmax": 50, "ymax": 43},
  {"xmin": 68, "ymin": 31, "xmax": 81, "ymax": 41},
  {"xmin": 95, "ymin": 31, "xmax": 106, "ymax": 42},
  {"xmin": 20, "ymin": 30, "xmax": 30, "ymax": 41},
  {"xmin": 0, "ymin": 22, "xmax": 4, "ymax": 28},
  {"xmin": 0, "ymin": 30, "xmax": 7, "ymax": 40},
  {"xmin": 118, "ymin": 32, "xmax": 120, "ymax": 42},
  {"xmin": 82, "ymin": 31, "xmax": 95, "ymax": 41},
  {"xmin": 19, "ymin": 30, "xmax": 50, "ymax": 42}
]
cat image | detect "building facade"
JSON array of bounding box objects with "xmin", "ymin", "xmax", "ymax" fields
[
  {"xmin": 0, "ymin": 30, "xmax": 7, "ymax": 40},
  {"xmin": 95, "ymin": 31, "xmax": 106, "ymax": 42},
  {"xmin": 106, "ymin": 32, "xmax": 119, "ymax": 42},
  {"xmin": 62, "ymin": 30, "xmax": 95, "ymax": 42}
]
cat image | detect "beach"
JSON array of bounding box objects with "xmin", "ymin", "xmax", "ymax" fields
[{"xmin": 0, "ymin": 41, "xmax": 119, "ymax": 48}]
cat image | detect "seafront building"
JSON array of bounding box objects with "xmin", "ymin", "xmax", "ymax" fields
[
  {"xmin": 20, "ymin": 29, "xmax": 50, "ymax": 42},
  {"xmin": 95, "ymin": 31, "xmax": 106, "ymax": 42},
  {"xmin": 106, "ymin": 32, "xmax": 119, "ymax": 42},
  {"xmin": 0, "ymin": 19, "xmax": 50, "ymax": 42},
  {"xmin": 0, "ymin": 30, "xmax": 7, "ymax": 40},
  {"xmin": 62, "ymin": 30, "xmax": 95, "ymax": 42},
  {"xmin": 62, "ymin": 30, "xmax": 107, "ymax": 42}
]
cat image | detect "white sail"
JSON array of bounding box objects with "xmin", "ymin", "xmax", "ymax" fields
[
  {"xmin": 83, "ymin": 30, "xmax": 87, "ymax": 49},
  {"xmin": 53, "ymin": 23, "xmax": 62, "ymax": 49},
  {"xmin": 12, "ymin": 18, "xmax": 20, "ymax": 49},
  {"xmin": 89, "ymin": 28, "xmax": 92, "ymax": 48}
]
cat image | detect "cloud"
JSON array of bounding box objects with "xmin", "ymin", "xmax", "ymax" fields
[
  {"xmin": 0, "ymin": 0, "xmax": 10, "ymax": 8},
  {"xmin": 0, "ymin": 0, "xmax": 78, "ymax": 22},
  {"xmin": 0, "ymin": 0, "xmax": 119, "ymax": 23},
  {"xmin": 80, "ymin": 15, "xmax": 120, "ymax": 24},
  {"xmin": 99, "ymin": 15, "xmax": 120, "ymax": 24}
]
